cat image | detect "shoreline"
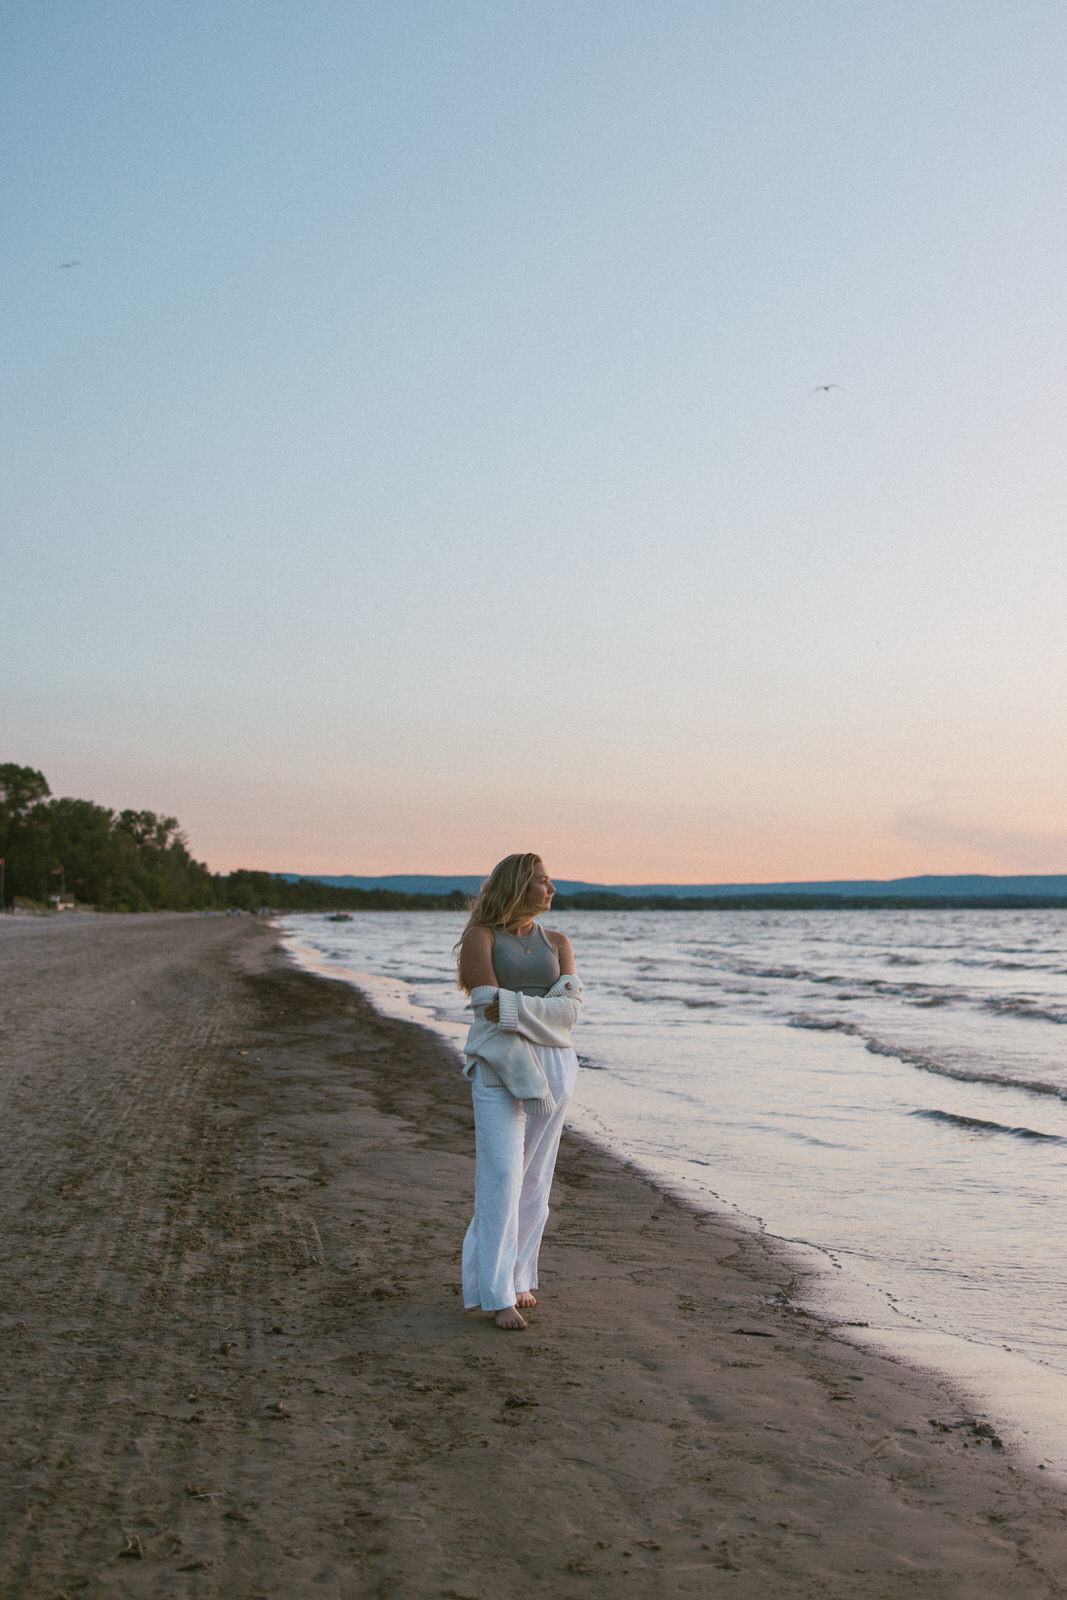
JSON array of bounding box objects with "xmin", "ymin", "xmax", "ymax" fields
[
  {"xmin": 2, "ymin": 912, "xmax": 1066, "ymax": 1598},
  {"xmin": 277, "ymin": 917, "xmax": 1067, "ymax": 1480}
]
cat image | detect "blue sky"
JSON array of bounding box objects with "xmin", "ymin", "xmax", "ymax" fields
[{"xmin": 4, "ymin": 1, "xmax": 1066, "ymax": 879}]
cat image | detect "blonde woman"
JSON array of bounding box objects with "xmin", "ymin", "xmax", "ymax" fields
[{"xmin": 457, "ymin": 853, "xmax": 583, "ymax": 1330}]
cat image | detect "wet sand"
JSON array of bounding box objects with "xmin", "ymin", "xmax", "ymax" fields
[{"xmin": 1, "ymin": 911, "xmax": 1065, "ymax": 1599}]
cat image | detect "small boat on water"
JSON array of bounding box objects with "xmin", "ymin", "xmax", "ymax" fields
[{"xmin": 325, "ymin": 912, "xmax": 353, "ymax": 922}]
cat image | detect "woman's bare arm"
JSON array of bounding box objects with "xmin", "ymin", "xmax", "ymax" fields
[
  {"xmin": 459, "ymin": 925, "xmax": 497, "ymax": 991},
  {"xmin": 546, "ymin": 930, "xmax": 575, "ymax": 974}
]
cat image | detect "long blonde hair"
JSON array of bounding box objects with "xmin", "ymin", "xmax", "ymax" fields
[{"xmin": 454, "ymin": 852, "xmax": 542, "ymax": 988}]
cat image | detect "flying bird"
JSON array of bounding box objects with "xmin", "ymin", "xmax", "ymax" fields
[
  {"xmin": 58, "ymin": 261, "xmax": 80, "ymax": 269},
  {"xmin": 812, "ymin": 383, "xmax": 842, "ymax": 392}
]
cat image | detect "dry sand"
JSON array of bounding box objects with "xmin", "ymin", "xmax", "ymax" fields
[{"xmin": 1, "ymin": 911, "xmax": 1065, "ymax": 1600}]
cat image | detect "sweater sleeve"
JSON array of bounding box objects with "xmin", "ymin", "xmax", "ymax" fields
[{"xmin": 497, "ymin": 975, "xmax": 583, "ymax": 1046}]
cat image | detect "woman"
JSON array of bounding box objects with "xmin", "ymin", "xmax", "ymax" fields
[{"xmin": 457, "ymin": 853, "xmax": 582, "ymax": 1330}]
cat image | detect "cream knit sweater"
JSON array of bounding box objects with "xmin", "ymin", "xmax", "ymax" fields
[{"xmin": 463, "ymin": 973, "xmax": 584, "ymax": 1114}]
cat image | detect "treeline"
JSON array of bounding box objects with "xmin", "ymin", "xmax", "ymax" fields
[
  {"xmin": 0, "ymin": 764, "xmax": 468, "ymax": 914},
  {"xmin": 224, "ymin": 871, "xmax": 469, "ymax": 913},
  {"xmin": 7, "ymin": 764, "xmax": 1066, "ymax": 917},
  {"xmin": 0, "ymin": 765, "xmax": 218, "ymax": 911}
]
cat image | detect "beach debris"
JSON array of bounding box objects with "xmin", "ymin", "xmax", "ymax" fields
[
  {"xmin": 503, "ymin": 1394, "xmax": 538, "ymax": 1409},
  {"xmin": 566, "ymin": 1554, "xmax": 598, "ymax": 1573},
  {"xmin": 118, "ymin": 1531, "xmax": 147, "ymax": 1559},
  {"xmin": 928, "ymin": 1416, "xmax": 1005, "ymax": 1449},
  {"xmin": 370, "ymin": 1279, "xmax": 405, "ymax": 1299},
  {"xmin": 715, "ymin": 1539, "xmax": 742, "ymax": 1570},
  {"xmin": 733, "ymin": 1327, "xmax": 776, "ymax": 1337},
  {"xmin": 261, "ymin": 1398, "xmax": 290, "ymax": 1417}
]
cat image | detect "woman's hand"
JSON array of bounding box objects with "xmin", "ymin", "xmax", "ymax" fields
[{"xmin": 484, "ymin": 996, "xmax": 500, "ymax": 1022}]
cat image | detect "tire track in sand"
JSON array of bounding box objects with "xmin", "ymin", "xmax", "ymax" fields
[{"xmin": 0, "ymin": 915, "xmax": 318, "ymax": 1597}]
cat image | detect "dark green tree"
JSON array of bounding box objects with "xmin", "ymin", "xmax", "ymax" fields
[
  {"xmin": 0, "ymin": 764, "xmax": 50, "ymax": 826},
  {"xmin": 0, "ymin": 764, "xmax": 53, "ymax": 903}
]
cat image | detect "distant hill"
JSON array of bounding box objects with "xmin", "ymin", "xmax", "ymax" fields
[{"xmin": 280, "ymin": 872, "xmax": 1067, "ymax": 900}]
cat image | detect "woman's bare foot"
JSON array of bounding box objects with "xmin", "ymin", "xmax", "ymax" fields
[
  {"xmin": 515, "ymin": 1291, "xmax": 537, "ymax": 1308},
  {"xmin": 494, "ymin": 1306, "xmax": 528, "ymax": 1330}
]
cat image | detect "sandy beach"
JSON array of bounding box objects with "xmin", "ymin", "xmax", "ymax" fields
[{"xmin": 1, "ymin": 913, "xmax": 1065, "ymax": 1599}]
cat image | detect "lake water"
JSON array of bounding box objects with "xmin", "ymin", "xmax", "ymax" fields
[{"xmin": 279, "ymin": 906, "xmax": 1067, "ymax": 1475}]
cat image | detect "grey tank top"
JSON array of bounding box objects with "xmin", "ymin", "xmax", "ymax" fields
[{"xmin": 491, "ymin": 923, "xmax": 560, "ymax": 996}]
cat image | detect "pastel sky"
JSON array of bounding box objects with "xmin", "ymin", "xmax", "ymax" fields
[{"xmin": 4, "ymin": 2, "xmax": 1066, "ymax": 882}]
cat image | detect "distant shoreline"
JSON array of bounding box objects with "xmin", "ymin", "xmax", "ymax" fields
[
  {"xmin": 13, "ymin": 894, "xmax": 1067, "ymax": 916},
  {"xmin": 292, "ymin": 890, "xmax": 1067, "ymax": 913},
  {"xmin": 549, "ymin": 892, "xmax": 1067, "ymax": 911},
  {"xmin": 285, "ymin": 870, "xmax": 1067, "ymax": 907},
  {"xmin": 9, "ymin": 892, "xmax": 1066, "ymax": 916}
]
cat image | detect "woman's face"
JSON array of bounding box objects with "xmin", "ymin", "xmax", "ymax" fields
[{"xmin": 524, "ymin": 861, "xmax": 556, "ymax": 915}]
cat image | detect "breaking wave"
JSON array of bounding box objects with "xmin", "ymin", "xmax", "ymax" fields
[
  {"xmin": 981, "ymin": 996, "xmax": 1067, "ymax": 1024},
  {"xmin": 912, "ymin": 1109, "xmax": 1066, "ymax": 1143},
  {"xmin": 787, "ymin": 1015, "xmax": 1067, "ymax": 1101}
]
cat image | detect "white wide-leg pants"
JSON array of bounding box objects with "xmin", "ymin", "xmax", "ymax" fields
[{"xmin": 462, "ymin": 1044, "xmax": 578, "ymax": 1312}]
